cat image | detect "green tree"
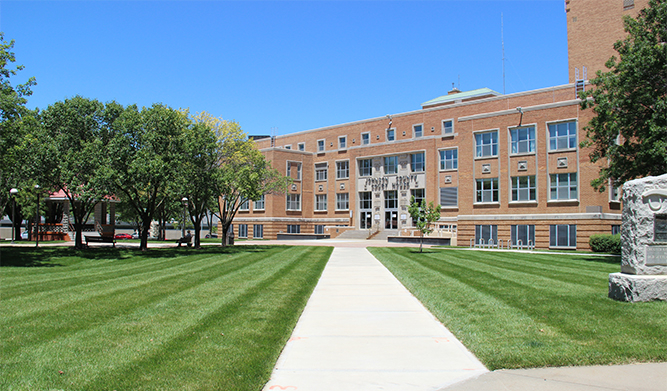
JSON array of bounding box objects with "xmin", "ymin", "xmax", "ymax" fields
[
  {"xmin": 580, "ymin": 0, "xmax": 667, "ymax": 191},
  {"xmin": 37, "ymin": 96, "xmax": 120, "ymax": 249},
  {"xmin": 408, "ymin": 196, "xmax": 441, "ymax": 253},
  {"xmin": 102, "ymin": 103, "xmax": 188, "ymax": 251}
]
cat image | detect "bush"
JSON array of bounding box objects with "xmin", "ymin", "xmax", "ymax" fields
[{"xmin": 589, "ymin": 233, "xmax": 621, "ymax": 254}]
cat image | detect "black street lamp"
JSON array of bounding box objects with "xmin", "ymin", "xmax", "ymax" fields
[
  {"xmin": 10, "ymin": 188, "xmax": 18, "ymax": 244},
  {"xmin": 34, "ymin": 185, "xmax": 40, "ymax": 247},
  {"xmin": 181, "ymin": 197, "xmax": 188, "ymax": 239}
]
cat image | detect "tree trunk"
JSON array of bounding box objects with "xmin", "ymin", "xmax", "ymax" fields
[
  {"xmin": 140, "ymin": 216, "xmax": 151, "ymax": 251},
  {"xmin": 193, "ymin": 219, "xmax": 201, "ymax": 249},
  {"xmin": 420, "ymin": 232, "xmax": 424, "ymax": 253}
]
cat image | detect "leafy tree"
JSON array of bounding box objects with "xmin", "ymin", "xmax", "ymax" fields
[
  {"xmin": 580, "ymin": 0, "xmax": 667, "ymax": 191},
  {"xmin": 408, "ymin": 196, "xmax": 441, "ymax": 253},
  {"xmin": 102, "ymin": 103, "xmax": 188, "ymax": 251},
  {"xmin": 37, "ymin": 96, "xmax": 121, "ymax": 249}
]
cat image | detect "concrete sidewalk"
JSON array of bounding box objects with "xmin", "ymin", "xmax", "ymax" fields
[{"xmin": 262, "ymin": 247, "xmax": 488, "ymax": 391}]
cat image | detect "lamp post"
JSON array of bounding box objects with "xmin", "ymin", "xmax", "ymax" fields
[
  {"xmin": 10, "ymin": 188, "xmax": 18, "ymax": 244},
  {"xmin": 34, "ymin": 185, "xmax": 40, "ymax": 247},
  {"xmin": 181, "ymin": 197, "xmax": 188, "ymax": 238}
]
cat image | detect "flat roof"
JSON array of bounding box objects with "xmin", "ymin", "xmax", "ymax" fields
[{"xmin": 421, "ymin": 87, "xmax": 500, "ymax": 107}]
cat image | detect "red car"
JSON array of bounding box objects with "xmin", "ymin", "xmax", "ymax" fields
[{"xmin": 114, "ymin": 233, "xmax": 132, "ymax": 240}]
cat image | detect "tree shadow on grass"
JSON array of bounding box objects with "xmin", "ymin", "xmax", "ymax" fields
[{"xmin": 582, "ymin": 255, "xmax": 621, "ymax": 265}]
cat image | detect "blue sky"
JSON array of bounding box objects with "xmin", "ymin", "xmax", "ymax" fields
[{"xmin": 2, "ymin": 0, "xmax": 567, "ymax": 136}]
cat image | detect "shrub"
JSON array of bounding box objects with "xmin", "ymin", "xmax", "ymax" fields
[{"xmin": 589, "ymin": 233, "xmax": 621, "ymax": 254}]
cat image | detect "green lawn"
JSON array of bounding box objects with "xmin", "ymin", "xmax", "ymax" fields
[
  {"xmin": 369, "ymin": 247, "xmax": 667, "ymax": 370},
  {"xmin": 1, "ymin": 245, "xmax": 332, "ymax": 390}
]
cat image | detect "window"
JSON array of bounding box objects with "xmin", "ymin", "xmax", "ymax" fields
[
  {"xmin": 239, "ymin": 199, "xmax": 249, "ymax": 210},
  {"xmin": 384, "ymin": 190, "xmax": 398, "ymax": 209},
  {"xmin": 387, "ymin": 128, "xmax": 395, "ymax": 141},
  {"xmin": 317, "ymin": 139, "xmax": 325, "ymax": 152},
  {"xmin": 238, "ymin": 224, "xmax": 248, "ymax": 238},
  {"xmin": 359, "ymin": 191, "xmax": 372, "ymax": 210},
  {"xmin": 475, "ymin": 225, "xmax": 497, "ymax": 244},
  {"xmin": 411, "ymin": 152, "xmax": 425, "ymax": 172},
  {"xmin": 550, "ymin": 173, "xmax": 578, "ymax": 200},
  {"xmin": 286, "ymin": 194, "xmax": 301, "ymax": 211},
  {"xmin": 314, "ymin": 225, "xmax": 325, "ymax": 234},
  {"xmin": 253, "ymin": 224, "xmax": 263, "ymax": 239},
  {"xmin": 413, "ymin": 124, "xmax": 423, "ymax": 138},
  {"xmin": 612, "ymin": 225, "xmax": 621, "ymax": 235},
  {"xmin": 315, "ymin": 194, "xmax": 327, "ymax": 211},
  {"xmin": 548, "ymin": 121, "xmax": 577, "ymax": 151},
  {"xmin": 440, "ymin": 187, "xmax": 458, "ymax": 207},
  {"xmin": 610, "ymin": 181, "xmax": 622, "ymax": 202},
  {"xmin": 339, "ymin": 136, "xmax": 347, "ymax": 149},
  {"xmin": 475, "ymin": 131, "xmax": 498, "ymax": 158},
  {"xmin": 287, "ymin": 162, "xmax": 302, "ymax": 180},
  {"xmin": 384, "ymin": 156, "xmax": 398, "ymax": 175},
  {"xmin": 284, "ymin": 145, "xmax": 291, "ymax": 150},
  {"xmin": 336, "ymin": 161, "xmax": 349, "ymax": 179},
  {"xmin": 361, "ymin": 132, "xmax": 370, "ymax": 145},
  {"xmin": 476, "ymin": 178, "xmax": 499, "ymax": 203},
  {"xmin": 443, "ymin": 120, "xmax": 454, "ymax": 135},
  {"xmin": 298, "ymin": 143, "xmax": 305, "ymax": 151},
  {"xmin": 550, "ymin": 224, "xmax": 577, "ymax": 248},
  {"xmin": 511, "ymin": 225, "xmax": 535, "ymax": 246},
  {"xmin": 253, "ymin": 195, "xmax": 265, "ymax": 210},
  {"xmin": 287, "ymin": 224, "xmax": 301, "ymax": 234},
  {"xmin": 411, "ymin": 188, "xmax": 425, "ymax": 205},
  {"xmin": 359, "ymin": 159, "xmax": 372, "ymax": 177},
  {"xmin": 510, "ymin": 126, "xmax": 536, "ymax": 154},
  {"xmin": 315, "ymin": 163, "xmax": 328, "ymax": 181},
  {"xmin": 336, "ymin": 193, "xmax": 349, "ymax": 210},
  {"xmin": 511, "ymin": 176, "xmax": 537, "ymax": 201},
  {"xmin": 439, "ymin": 149, "xmax": 458, "ymax": 170}
]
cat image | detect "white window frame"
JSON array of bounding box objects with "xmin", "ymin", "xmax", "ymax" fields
[
  {"xmin": 386, "ymin": 128, "xmax": 395, "ymax": 142},
  {"xmin": 284, "ymin": 145, "xmax": 292, "ymax": 150},
  {"xmin": 411, "ymin": 152, "xmax": 425, "ymax": 173},
  {"xmin": 359, "ymin": 191, "xmax": 372, "ymax": 210},
  {"xmin": 287, "ymin": 224, "xmax": 301, "ymax": 234},
  {"xmin": 439, "ymin": 148, "xmax": 458, "ymax": 171},
  {"xmin": 253, "ymin": 195, "xmax": 265, "ymax": 211},
  {"xmin": 315, "ymin": 163, "xmax": 328, "ymax": 181},
  {"xmin": 549, "ymin": 173, "xmax": 578, "ymax": 201},
  {"xmin": 336, "ymin": 160, "xmax": 349, "ymax": 179},
  {"xmin": 384, "ymin": 156, "xmax": 398, "ymax": 175},
  {"xmin": 238, "ymin": 224, "xmax": 248, "ymax": 238},
  {"xmin": 338, "ymin": 135, "xmax": 347, "ymax": 150},
  {"xmin": 286, "ymin": 193, "xmax": 301, "ymax": 211},
  {"xmin": 239, "ymin": 199, "xmax": 249, "ymax": 211},
  {"xmin": 474, "ymin": 130, "xmax": 499, "ymax": 158},
  {"xmin": 253, "ymin": 224, "xmax": 263, "ymax": 239},
  {"xmin": 286, "ymin": 161, "xmax": 302, "ymax": 181},
  {"xmin": 413, "ymin": 124, "xmax": 423, "ymax": 138},
  {"xmin": 510, "ymin": 125, "xmax": 536, "ymax": 155},
  {"xmin": 315, "ymin": 194, "xmax": 328, "ymax": 211},
  {"xmin": 298, "ymin": 142, "xmax": 305, "ymax": 151},
  {"xmin": 317, "ymin": 139, "xmax": 325, "ymax": 152},
  {"xmin": 511, "ymin": 175, "xmax": 537, "ymax": 202},
  {"xmin": 336, "ymin": 193, "xmax": 349, "ymax": 211},
  {"xmin": 442, "ymin": 119, "xmax": 454, "ymax": 135},
  {"xmin": 550, "ymin": 224, "xmax": 577, "ymax": 248},
  {"xmin": 475, "ymin": 178, "xmax": 499, "ymax": 203},
  {"xmin": 361, "ymin": 132, "xmax": 370, "ymax": 145},
  {"xmin": 548, "ymin": 120, "xmax": 578, "ymax": 152},
  {"xmin": 359, "ymin": 158, "xmax": 372, "ymax": 177}
]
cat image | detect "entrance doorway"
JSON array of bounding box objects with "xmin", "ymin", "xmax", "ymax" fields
[
  {"xmin": 384, "ymin": 190, "xmax": 398, "ymax": 230},
  {"xmin": 385, "ymin": 211, "xmax": 398, "ymax": 229}
]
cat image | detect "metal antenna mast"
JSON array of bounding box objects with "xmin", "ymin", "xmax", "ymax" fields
[{"xmin": 502, "ymin": 13, "xmax": 506, "ymax": 95}]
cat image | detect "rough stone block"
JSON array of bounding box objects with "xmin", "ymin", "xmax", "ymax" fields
[{"xmin": 609, "ymin": 273, "xmax": 667, "ymax": 302}]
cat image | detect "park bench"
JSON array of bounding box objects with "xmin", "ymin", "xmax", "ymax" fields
[
  {"xmin": 176, "ymin": 236, "xmax": 192, "ymax": 247},
  {"xmin": 85, "ymin": 234, "xmax": 116, "ymax": 247}
]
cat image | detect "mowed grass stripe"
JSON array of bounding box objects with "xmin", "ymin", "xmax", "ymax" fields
[
  {"xmin": 1, "ymin": 245, "xmax": 332, "ymax": 391},
  {"xmin": 369, "ymin": 247, "xmax": 667, "ymax": 370}
]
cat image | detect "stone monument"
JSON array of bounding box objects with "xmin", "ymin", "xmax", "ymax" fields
[{"xmin": 609, "ymin": 173, "xmax": 667, "ymax": 302}]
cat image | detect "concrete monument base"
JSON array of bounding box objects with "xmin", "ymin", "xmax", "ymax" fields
[{"xmin": 608, "ymin": 272, "xmax": 667, "ymax": 302}]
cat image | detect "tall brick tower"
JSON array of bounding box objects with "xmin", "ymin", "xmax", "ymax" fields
[{"xmin": 566, "ymin": 0, "xmax": 648, "ymax": 84}]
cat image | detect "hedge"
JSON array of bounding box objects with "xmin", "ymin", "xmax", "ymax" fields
[{"xmin": 589, "ymin": 233, "xmax": 621, "ymax": 254}]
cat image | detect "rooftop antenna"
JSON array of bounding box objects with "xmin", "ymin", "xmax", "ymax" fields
[{"xmin": 502, "ymin": 13, "xmax": 506, "ymax": 95}]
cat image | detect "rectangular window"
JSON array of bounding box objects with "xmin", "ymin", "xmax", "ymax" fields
[
  {"xmin": 476, "ymin": 178, "xmax": 499, "ymax": 203},
  {"xmin": 550, "ymin": 173, "xmax": 578, "ymax": 200},
  {"xmin": 336, "ymin": 160, "xmax": 349, "ymax": 179},
  {"xmin": 511, "ymin": 225, "xmax": 535, "ymax": 246},
  {"xmin": 286, "ymin": 194, "xmax": 301, "ymax": 211},
  {"xmin": 510, "ymin": 126, "xmax": 536, "ymax": 154},
  {"xmin": 443, "ymin": 120, "xmax": 454, "ymax": 134},
  {"xmin": 254, "ymin": 224, "xmax": 264, "ymax": 238},
  {"xmin": 314, "ymin": 225, "xmax": 325, "ymax": 234},
  {"xmin": 384, "ymin": 190, "xmax": 398, "ymax": 209},
  {"xmin": 440, "ymin": 187, "xmax": 458, "ymax": 207},
  {"xmin": 550, "ymin": 224, "xmax": 577, "ymax": 248},
  {"xmin": 298, "ymin": 143, "xmax": 305, "ymax": 151},
  {"xmin": 413, "ymin": 124, "xmax": 423, "ymax": 138},
  {"xmin": 317, "ymin": 139, "xmax": 325, "ymax": 152},
  {"xmin": 284, "ymin": 145, "xmax": 291, "ymax": 150},
  {"xmin": 287, "ymin": 162, "xmax": 302, "ymax": 180},
  {"xmin": 339, "ymin": 136, "xmax": 347, "ymax": 149},
  {"xmin": 511, "ymin": 175, "xmax": 537, "ymax": 201},
  {"xmin": 411, "ymin": 152, "xmax": 425, "ymax": 172},
  {"xmin": 315, "ymin": 163, "xmax": 328, "ymax": 181},
  {"xmin": 361, "ymin": 132, "xmax": 370, "ymax": 145},
  {"xmin": 336, "ymin": 193, "xmax": 349, "ymax": 210},
  {"xmin": 239, "ymin": 199, "xmax": 249, "ymax": 210},
  {"xmin": 439, "ymin": 148, "xmax": 458, "ymax": 170},
  {"xmin": 475, "ymin": 131, "xmax": 498, "ymax": 158},
  {"xmin": 238, "ymin": 224, "xmax": 248, "ymax": 238},
  {"xmin": 411, "ymin": 188, "xmax": 425, "ymax": 205},
  {"xmin": 315, "ymin": 194, "xmax": 327, "ymax": 211},
  {"xmin": 611, "ymin": 225, "xmax": 621, "ymax": 235},
  {"xmin": 359, "ymin": 191, "xmax": 372, "ymax": 210},
  {"xmin": 287, "ymin": 224, "xmax": 301, "ymax": 234},
  {"xmin": 475, "ymin": 225, "xmax": 497, "ymax": 244},
  {"xmin": 253, "ymin": 195, "xmax": 265, "ymax": 210},
  {"xmin": 359, "ymin": 159, "xmax": 372, "ymax": 177},
  {"xmin": 548, "ymin": 121, "xmax": 577, "ymax": 151},
  {"xmin": 384, "ymin": 156, "xmax": 398, "ymax": 175},
  {"xmin": 387, "ymin": 128, "xmax": 395, "ymax": 141}
]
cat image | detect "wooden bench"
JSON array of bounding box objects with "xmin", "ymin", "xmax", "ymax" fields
[
  {"xmin": 85, "ymin": 235, "xmax": 116, "ymax": 247},
  {"xmin": 176, "ymin": 236, "xmax": 192, "ymax": 247}
]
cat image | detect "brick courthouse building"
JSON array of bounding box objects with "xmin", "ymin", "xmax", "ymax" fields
[{"xmin": 231, "ymin": 0, "xmax": 648, "ymax": 249}]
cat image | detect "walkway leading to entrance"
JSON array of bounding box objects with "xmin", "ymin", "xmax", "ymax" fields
[{"xmin": 262, "ymin": 247, "xmax": 487, "ymax": 391}]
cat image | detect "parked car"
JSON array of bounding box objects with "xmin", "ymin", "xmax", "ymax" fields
[
  {"xmin": 131, "ymin": 232, "xmax": 140, "ymax": 239},
  {"xmin": 205, "ymin": 233, "xmax": 218, "ymax": 239},
  {"xmin": 21, "ymin": 231, "xmax": 28, "ymax": 240},
  {"xmin": 114, "ymin": 233, "xmax": 132, "ymax": 240}
]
